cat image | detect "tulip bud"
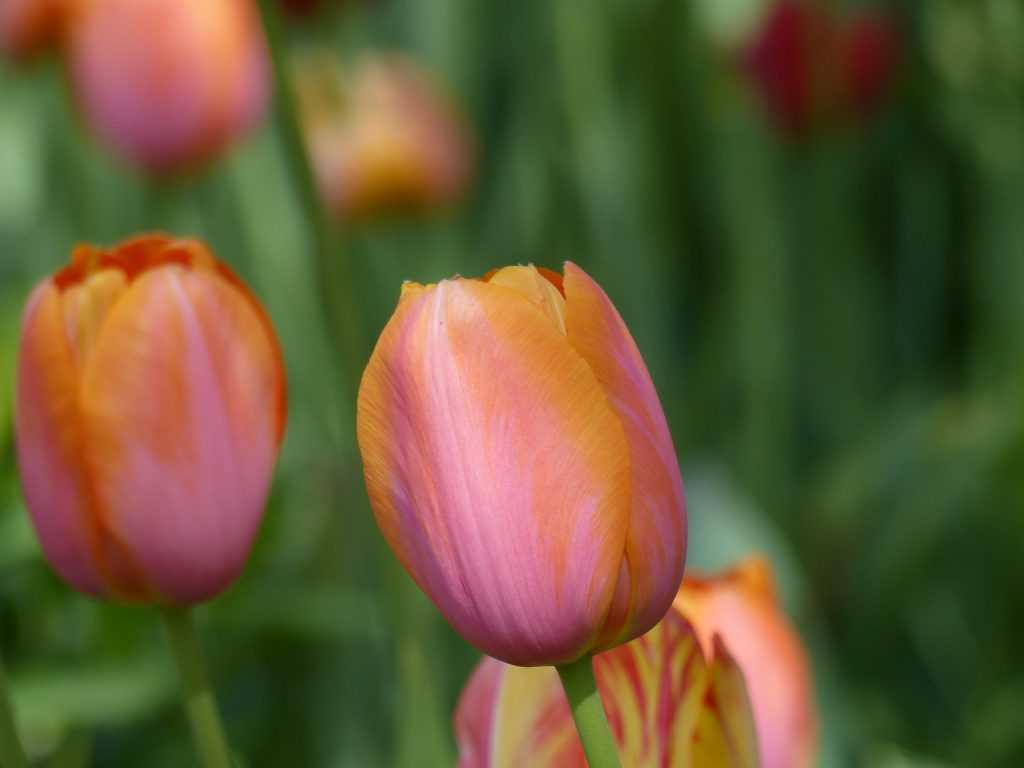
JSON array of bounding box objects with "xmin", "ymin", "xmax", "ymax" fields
[
  {"xmin": 295, "ymin": 53, "xmax": 473, "ymax": 220},
  {"xmin": 454, "ymin": 598, "xmax": 759, "ymax": 767},
  {"xmin": 357, "ymin": 263, "xmax": 686, "ymax": 665},
  {"xmin": 742, "ymin": 0, "xmax": 898, "ymax": 137},
  {"xmin": 66, "ymin": 0, "xmax": 270, "ymax": 174},
  {"xmin": 675, "ymin": 557, "xmax": 818, "ymax": 768},
  {"xmin": 15, "ymin": 234, "xmax": 287, "ymax": 604},
  {"xmin": 0, "ymin": 0, "xmax": 64, "ymax": 60}
]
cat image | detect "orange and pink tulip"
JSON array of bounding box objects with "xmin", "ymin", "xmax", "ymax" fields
[
  {"xmin": 15, "ymin": 234, "xmax": 287, "ymax": 604},
  {"xmin": 296, "ymin": 54, "xmax": 473, "ymax": 219},
  {"xmin": 66, "ymin": 0, "xmax": 270, "ymax": 174},
  {"xmin": 357, "ymin": 263, "xmax": 687, "ymax": 665},
  {"xmin": 676, "ymin": 557, "xmax": 818, "ymax": 768},
  {"xmin": 454, "ymin": 591, "xmax": 759, "ymax": 767}
]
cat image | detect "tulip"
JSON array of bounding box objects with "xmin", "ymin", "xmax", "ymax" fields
[
  {"xmin": 454, "ymin": 594, "xmax": 759, "ymax": 767},
  {"xmin": 65, "ymin": 0, "xmax": 270, "ymax": 174},
  {"xmin": 357, "ymin": 263, "xmax": 687, "ymax": 666},
  {"xmin": 295, "ymin": 53, "xmax": 473, "ymax": 219},
  {"xmin": 0, "ymin": 0, "xmax": 64, "ymax": 59},
  {"xmin": 742, "ymin": 0, "xmax": 898, "ymax": 136},
  {"xmin": 15, "ymin": 233, "xmax": 287, "ymax": 605},
  {"xmin": 675, "ymin": 557, "xmax": 817, "ymax": 768}
]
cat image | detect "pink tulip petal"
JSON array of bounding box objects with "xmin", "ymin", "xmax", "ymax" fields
[
  {"xmin": 79, "ymin": 265, "xmax": 284, "ymax": 603},
  {"xmin": 563, "ymin": 262, "xmax": 687, "ymax": 647},
  {"xmin": 358, "ymin": 278, "xmax": 632, "ymax": 665}
]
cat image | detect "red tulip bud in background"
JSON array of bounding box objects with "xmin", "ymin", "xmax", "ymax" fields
[
  {"xmin": 66, "ymin": 0, "xmax": 270, "ymax": 174},
  {"xmin": 16, "ymin": 234, "xmax": 287, "ymax": 604},
  {"xmin": 742, "ymin": 0, "xmax": 899, "ymax": 137}
]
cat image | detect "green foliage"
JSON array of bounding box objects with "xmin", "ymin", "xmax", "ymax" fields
[{"xmin": 1, "ymin": 1, "xmax": 1023, "ymax": 766}]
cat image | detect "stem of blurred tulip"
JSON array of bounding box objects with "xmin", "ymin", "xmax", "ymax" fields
[
  {"xmin": 556, "ymin": 656, "xmax": 622, "ymax": 768},
  {"xmin": 254, "ymin": 0, "xmax": 363, "ymax": 397},
  {"xmin": 0, "ymin": 661, "xmax": 28, "ymax": 768},
  {"xmin": 161, "ymin": 607, "xmax": 234, "ymax": 768}
]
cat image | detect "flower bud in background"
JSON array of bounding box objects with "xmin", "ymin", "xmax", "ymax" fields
[
  {"xmin": 742, "ymin": 0, "xmax": 899, "ymax": 137},
  {"xmin": 675, "ymin": 557, "xmax": 817, "ymax": 768},
  {"xmin": 0, "ymin": 0, "xmax": 65, "ymax": 60},
  {"xmin": 454, "ymin": 595, "xmax": 759, "ymax": 767},
  {"xmin": 295, "ymin": 53, "xmax": 473, "ymax": 220},
  {"xmin": 16, "ymin": 234, "xmax": 287, "ymax": 604},
  {"xmin": 66, "ymin": 0, "xmax": 270, "ymax": 174},
  {"xmin": 357, "ymin": 263, "xmax": 686, "ymax": 665}
]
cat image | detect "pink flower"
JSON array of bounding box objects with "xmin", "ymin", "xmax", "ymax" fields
[
  {"xmin": 16, "ymin": 234, "xmax": 287, "ymax": 604},
  {"xmin": 66, "ymin": 0, "xmax": 270, "ymax": 174},
  {"xmin": 357, "ymin": 264, "xmax": 686, "ymax": 665}
]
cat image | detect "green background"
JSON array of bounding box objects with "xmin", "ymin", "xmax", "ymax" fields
[{"xmin": 1, "ymin": 0, "xmax": 1022, "ymax": 765}]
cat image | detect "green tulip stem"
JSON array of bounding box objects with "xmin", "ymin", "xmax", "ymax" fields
[
  {"xmin": 555, "ymin": 655, "xmax": 622, "ymax": 768},
  {"xmin": 0, "ymin": 659, "xmax": 28, "ymax": 768},
  {"xmin": 161, "ymin": 607, "xmax": 233, "ymax": 768},
  {"xmin": 254, "ymin": 0, "xmax": 363, "ymax": 396}
]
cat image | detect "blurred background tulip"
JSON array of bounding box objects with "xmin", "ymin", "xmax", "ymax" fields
[
  {"xmin": 15, "ymin": 234, "xmax": 286, "ymax": 605},
  {"xmin": 295, "ymin": 53, "xmax": 473, "ymax": 220},
  {"xmin": 676, "ymin": 556, "xmax": 817, "ymax": 768},
  {"xmin": 357, "ymin": 264, "xmax": 685, "ymax": 665},
  {"xmin": 454, "ymin": 590, "xmax": 758, "ymax": 767},
  {"xmin": 742, "ymin": 0, "xmax": 899, "ymax": 136},
  {"xmin": 0, "ymin": 0, "xmax": 64, "ymax": 60},
  {"xmin": 66, "ymin": 0, "xmax": 270, "ymax": 174}
]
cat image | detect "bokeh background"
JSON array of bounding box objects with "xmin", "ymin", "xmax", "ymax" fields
[{"xmin": 1, "ymin": 0, "xmax": 1023, "ymax": 765}]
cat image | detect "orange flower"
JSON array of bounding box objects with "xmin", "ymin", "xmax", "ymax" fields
[
  {"xmin": 454, "ymin": 596, "xmax": 758, "ymax": 767},
  {"xmin": 15, "ymin": 234, "xmax": 287, "ymax": 604},
  {"xmin": 358, "ymin": 263, "xmax": 686, "ymax": 665},
  {"xmin": 296, "ymin": 53, "xmax": 473, "ymax": 219},
  {"xmin": 66, "ymin": 0, "xmax": 270, "ymax": 174},
  {"xmin": 676, "ymin": 557, "xmax": 818, "ymax": 768}
]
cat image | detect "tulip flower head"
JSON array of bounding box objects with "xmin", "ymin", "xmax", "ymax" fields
[
  {"xmin": 296, "ymin": 53, "xmax": 473, "ymax": 220},
  {"xmin": 454, "ymin": 596, "xmax": 759, "ymax": 767},
  {"xmin": 16, "ymin": 234, "xmax": 287, "ymax": 604},
  {"xmin": 743, "ymin": 0, "xmax": 899, "ymax": 136},
  {"xmin": 357, "ymin": 263, "xmax": 686, "ymax": 665},
  {"xmin": 66, "ymin": 0, "xmax": 270, "ymax": 174},
  {"xmin": 675, "ymin": 557, "xmax": 818, "ymax": 768},
  {"xmin": 0, "ymin": 0, "xmax": 65, "ymax": 59}
]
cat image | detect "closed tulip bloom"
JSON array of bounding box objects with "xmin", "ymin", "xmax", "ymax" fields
[
  {"xmin": 296, "ymin": 54, "xmax": 473, "ymax": 219},
  {"xmin": 66, "ymin": 0, "xmax": 270, "ymax": 174},
  {"xmin": 0, "ymin": 0, "xmax": 64, "ymax": 59},
  {"xmin": 454, "ymin": 599, "xmax": 758, "ymax": 767},
  {"xmin": 675, "ymin": 557, "xmax": 817, "ymax": 768},
  {"xmin": 358, "ymin": 263, "xmax": 686, "ymax": 665},
  {"xmin": 16, "ymin": 234, "xmax": 287, "ymax": 604}
]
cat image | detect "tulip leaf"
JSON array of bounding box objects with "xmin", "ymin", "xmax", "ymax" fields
[{"xmin": 12, "ymin": 653, "xmax": 176, "ymax": 738}]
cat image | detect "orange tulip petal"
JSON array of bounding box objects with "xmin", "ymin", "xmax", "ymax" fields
[
  {"xmin": 15, "ymin": 282, "xmax": 109, "ymax": 597},
  {"xmin": 358, "ymin": 278, "xmax": 631, "ymax": 665},
  {"xmin": 79, "ymin": 265, "xmax": 284, "ymax": 603},
  {"xmin": 563, "ymin": 262, "xmax": 687, "ymax": 646}
]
